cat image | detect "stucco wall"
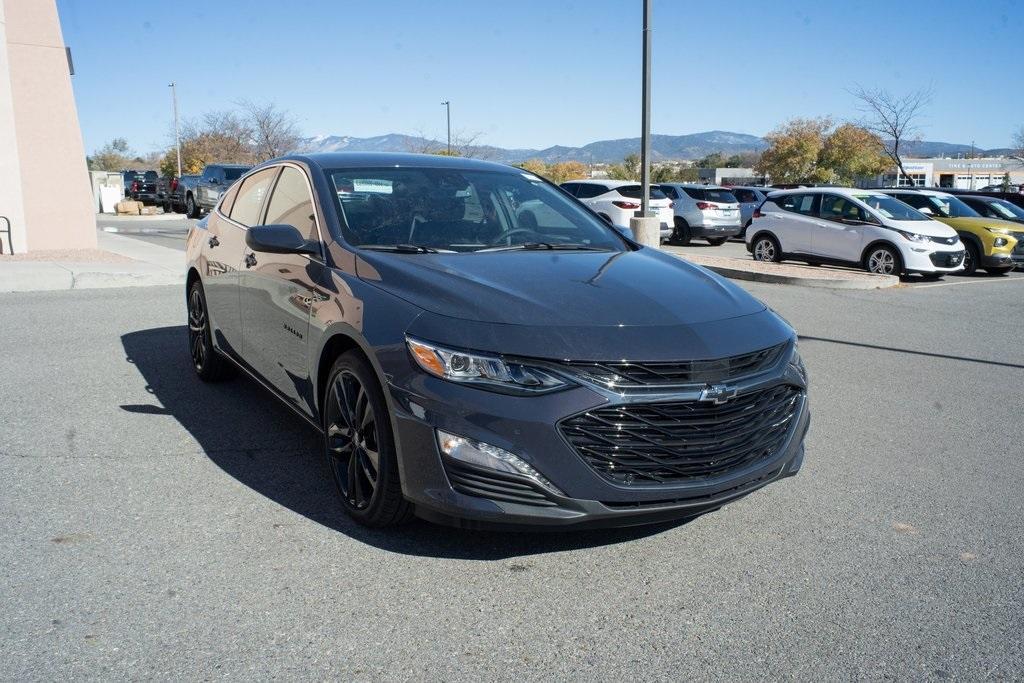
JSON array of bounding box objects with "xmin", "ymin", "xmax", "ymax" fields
[{"xmin": 2, "ymin": 0, "xmax": 95, "ymax": 252}]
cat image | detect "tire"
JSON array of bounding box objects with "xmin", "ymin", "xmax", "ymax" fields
[
  {"xmin": 323, "ymin": 351, "xmax": 413, "ymax": 528},
  {"xmin": 985, "ymin": 266, "xmax": 1013, "ymax": 276},
  {"xmin": 739, "ymin": 220, "xmax": 751, "ymax": 241},
  {"xmin": 706, "ymin": 237, "xmax": 728, "ymax": 246},
  {"xmin": 673, "ymin": 217, "xmax": 691, "ymax": 245},
  {"xmin": 864, "ymin": 244, "xmax": 902, "ymax": 276},
  {"xmin": 187, "ymin": 281, "xmax": 233, "ymax": 382},
  {"xmin": 962, "ymin": 242, "xmax": 979, "ymax": 275},
  {"xmin": 751, "ymin": 234, "xmax": 781, "ymax": 263},
  {"xmin": 186, "ymin": 194, "xmax": 200, "ymax": 219},
  {"xmin": 920, "ymin": 272, "xmax": 944, "ymax": 280}
]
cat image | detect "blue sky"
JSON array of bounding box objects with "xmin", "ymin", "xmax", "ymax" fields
[{"xmin": 58, "ymin": 0, "xmax": 1023, "ymax": 156}]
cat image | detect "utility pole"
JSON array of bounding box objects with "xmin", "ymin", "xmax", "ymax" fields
[
  {"xmin": 169, "ymin": 82, "xmax": 181, "ymax": 177},
  {"xmin": 441, "ymin": 100, "xmax": 451, "ymax": 155},
  {"xmin": 629, "ymin": 0, "xmax": 660, "ymax": 248}
]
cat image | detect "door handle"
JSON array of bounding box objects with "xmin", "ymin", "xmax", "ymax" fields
[
  {"xmin": 244, "ymin": 252, "xmax": 257, "ymax": 268},
  {"xmin": 208, "ymin": 235, "xmax": 219, "ymax": 248}
]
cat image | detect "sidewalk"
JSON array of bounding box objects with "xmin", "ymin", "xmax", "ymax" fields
[{"xmin": 0, "ymin": 231, "xmax": 185, "ymax": 293}]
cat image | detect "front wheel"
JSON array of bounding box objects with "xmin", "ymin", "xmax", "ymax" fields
[
  {"xmin": 186, "ymin": 194, "xmax": 200, "ymax": 219},
  {"xmin": 865, "ymin": 245, "xmax": 902, "ymax": 276},
  {"xmin": 323, "ymin": 352, "xmax": 413, "ymax": 528},
  {"xmin": 673, "ymin": 218, "xmax": 691, "ymax": 245},
  {"xmin": 752, "ymin": 234, "xmax": 781, "ymax": 262},
  {"xmin": 187, "ymin": 281, "xmax": 233, "ymax": 382},
  {"xmin": 962, "ymin": 242, "xmax": 979, "ymax": 275}
]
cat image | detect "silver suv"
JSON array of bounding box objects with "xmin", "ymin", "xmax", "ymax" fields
[{"xmin": 660, "ymin": 184, "xmax": 742, "ymax": 246}]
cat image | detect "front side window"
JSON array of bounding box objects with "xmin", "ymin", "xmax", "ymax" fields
[
  {"xmin": 820, "ymin": 195, "xmax": 872, "ymax": 222},
  {"xmin": 991, "ymin": 199, "xmax": 1024, "ymax": 219},
  {"xmin": 327, "ymin": 167, "xmax": 625, "ymax": 252},
  {"xmin": 229, "ymin": 168, "xmax": 278, "ymax": 227},
  {"xmin": 263, "ymin": 166, "xmax": 318, "ymax": 241},
  {"xmin": 922, "ymin": 195, "xmax": 980, "ymax": 218},
  {"xmin": 224, "ymin": 167, "xmax": 246, "ymax": 182}
]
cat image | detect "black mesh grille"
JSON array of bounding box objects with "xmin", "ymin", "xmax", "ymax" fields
[
  {"xmin": 560, "ymin": 384, "xmax": 801, "ymax": 486},
  {"xmin": 562, "ymin": 343, "xmax": 785, "ymax": 388},
  {"xmin": 443, "ymin": 458, "xmax": 559, "ymax": 507},
  {"xmin": 928, "ymin": 250, "xmax": 964, "ymax": 267}
]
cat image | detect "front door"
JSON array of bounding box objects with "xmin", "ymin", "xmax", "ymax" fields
[
  {"xmin": 813, "ymin": 194, "xmax": 867, "ymax": 261},
  {"xmin": 240, "ymin": 164, "xmax": 323, "ymax": 416}
]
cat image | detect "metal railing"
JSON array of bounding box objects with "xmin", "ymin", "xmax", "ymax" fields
[{"xmin": 0, "ymin": 216, "xmax": 11, "ymax": 255}]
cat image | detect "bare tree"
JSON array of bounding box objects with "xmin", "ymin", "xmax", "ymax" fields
[
  {"xmin": 1012, "ymin": 126, "xmax": 1024, "ymax": 163},
  {"xmin": 239, "ymin": 100, "xmax": 301, "ymax": 162},
  {"xmin": 850, "ymin": 85, "xmax": 932, "ymax": 186},
  {"xmin": 406, "ymin": 128, "xmax": 487, "ymax": 157}
]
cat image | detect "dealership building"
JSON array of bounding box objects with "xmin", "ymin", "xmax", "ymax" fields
[{"xmin": 868, "ymin": 157, "xmax": 1024, "ymax": 189}]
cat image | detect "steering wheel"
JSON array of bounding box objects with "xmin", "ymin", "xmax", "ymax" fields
[{"xmin": 488, "ymin": 228, "xmax": 538, "ymax": 245}]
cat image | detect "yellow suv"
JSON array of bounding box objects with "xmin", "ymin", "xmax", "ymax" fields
[{"xmin": 882, "ymin": 189, "xmax": 1021, "ymax": 275}]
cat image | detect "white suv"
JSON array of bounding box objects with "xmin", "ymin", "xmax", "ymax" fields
[
  {"xmin": 746, "ymin": 187, "xmax": 965, "ymax": 277},
  {"xmin": 561, "ymin": 180, "xmax": 674, "ymax": 241},
  {"xmin": 659, "ymin": 183, "xmax": 742, "ymax": 245}
]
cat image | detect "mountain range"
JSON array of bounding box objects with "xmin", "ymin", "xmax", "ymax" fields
[{"xmin": 295, "ymin": 131, "xmax": 1012, "ymax": 165}]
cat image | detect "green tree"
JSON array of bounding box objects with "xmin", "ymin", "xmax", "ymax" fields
[
  {"xmin": 607, "ymin": 153, "xmax": 641, "ymax": 181},
  {"xmin": 88, "ymin": 137, "xmax": 134, "ymax": 171},
  {"xmin": 818, "ymin": 124, "xmax": 888, "ymax": 184},
  {"xmin": 694, "ymin": 152, "xmax": 724, "ymax": 169}
]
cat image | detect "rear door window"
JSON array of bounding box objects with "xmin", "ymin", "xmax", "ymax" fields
[
  {"xmin": 218, "ymin": 181, "xmax": 241, "ymax": 216},
  {"xmin": 779, "ymin": 193, "xmax": 818, "ymax": 215},
  {"xmin": 228, "ymin": 167, "xmax": 278, "ymax": 227}
]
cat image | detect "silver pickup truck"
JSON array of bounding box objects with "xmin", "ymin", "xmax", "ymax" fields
[{"xmin": 180, "ymin": 164, "xmax": 250, "ymax": 217}]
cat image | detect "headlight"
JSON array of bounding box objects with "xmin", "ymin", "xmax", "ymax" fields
[
  {"xmin": 437, "ymin": 430, "xmax": 563, "ymax": 495},
  {"xmin": 896, "ymin": 230, "xmax": 930, "ymax": 243},
  {"xmin": 994, "ymin": 237, "xmax": 1009, "ymax": 247},
  {"xmin": 986, "ymin": 227, "xmax": 1010, "ymax": 235},
  {"xmin": 407, "ymin": 337, "xmax": 569, "ymax": 393},
  {"xmin": 788, "ymin": 341, "xmax": 807, "ymax": 384}
]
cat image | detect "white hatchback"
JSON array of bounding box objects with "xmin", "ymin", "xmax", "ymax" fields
[
  {"xmin": 561, "ymin": 180, "xmax": 674, "ymax": 241},
  {"xmin": 746, "ymin": 188, "xmax": 965, "ymax": 277}
]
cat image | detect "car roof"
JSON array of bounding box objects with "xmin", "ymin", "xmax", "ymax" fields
[
  {"xmin": 277, "ymin": 152, "xmax": 520, "ymax": 174},
  {"xmin": 767, "ymin": 187, "xmax": 881, "ymax": 198},
  {"xmin": 568, "ymin": 179, "xmax": 634, "ymax": 187},
  {"xmin": 660, "ymin": 183, "xmax": 730, "ymax": 190},
  {"xmin": 877, "ymin": 188, "xmax": 950, "ymax": 197}
]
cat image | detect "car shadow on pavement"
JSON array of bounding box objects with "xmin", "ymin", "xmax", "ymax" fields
[{"xmin": 121, "ymin": 326, "xmax": 684, "ymax": 559}]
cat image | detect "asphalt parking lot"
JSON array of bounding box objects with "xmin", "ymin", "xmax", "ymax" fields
[{"xmin": 2, "ymin": 245, "xmax": 1023, "ymax": 678}]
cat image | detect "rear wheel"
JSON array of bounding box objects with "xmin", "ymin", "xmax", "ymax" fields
[
  {"xmin": 865, "ymin": 245, "xmax": 902, "ymax": 276},
  {"xmin": 962, "ymin": 242, "xmax": 979, "ymax": 275},
  {"xmin": 673, "ymin": 217, "xmax": 691, "ymax": 245},
  {"xmin": 752, "ymin": 234, "xmax": 781, "ymax": 262},
  {"xmin": 323, "ymin": 351, "xmax": 413, "ymax": 528},
  {"xmin": 186, "ymin": 194, "xmax": 200, "ymax": 219},
  {"xmin": 187, "ymin": 281, "xmax": 233, "ymax": 382},
  {"xmin": 706, "ymin": 237, "xmax": 728, "ymax": 246}
]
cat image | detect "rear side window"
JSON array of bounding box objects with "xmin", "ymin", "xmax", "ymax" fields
[
  {"xmin": 734, "ymin": 189, "xmax": 757, "ymax": 203},
  {"xmin": 229, "ymin": 168, "xmax": 278, "ymax": 227},
  {"xmin": 262, "ymin": 166, "xmax": 318, "ymax": 241},
  {"xmin": 218, "ymin": 181, "xmax": 241, "ymax": 216},
  {"xmin": 617, "ymin": 185, "xmax": 667, "ymax": 200},
  {"xmin": 575, "ymin": 184, "xmax": 608, "ymax": 199}
]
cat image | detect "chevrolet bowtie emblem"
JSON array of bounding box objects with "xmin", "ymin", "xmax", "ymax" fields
[{"xmin": 699, "ymin": 384, "xmax": 738, "ymax": 405}]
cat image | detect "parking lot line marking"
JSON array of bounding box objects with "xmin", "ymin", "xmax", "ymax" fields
[{"xmin": 913, "ymin": 276, "xmax": 1024, "ymax": 289}]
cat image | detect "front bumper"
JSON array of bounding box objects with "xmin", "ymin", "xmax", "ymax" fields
[
  {"xmin": 901, "ymin": 245, "xmax": 965, "ymax": 273},
  {"xmin": 385, "ymin": 345, "xmax": 809, "ymax": 529}
]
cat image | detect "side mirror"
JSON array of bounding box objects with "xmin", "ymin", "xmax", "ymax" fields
[{"xmin": 246, "ymin": 224, "xmax": 320, "ymax": 256}]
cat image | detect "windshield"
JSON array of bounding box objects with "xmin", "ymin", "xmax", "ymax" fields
[
  {"xmin": 617, "ymin": 185, "xmax": 668, "ymax": 200},
  {"xmin": 925, "ymin": 195, "xmax": 980, "ymax": 218},
  {"xmin": 327, "ymin": 167, "xmax": 625, "ymax": 253},
  {"xmin": 224, "ymin": 168, "xmax": 246, "ymax": 181},
  {"xmin": 989, "ymin": 199, "xmax": 1024, "ymax": 220},
  {"xmin": 702, "ymin": 189, "xmax": 739, "ymax": 204},
  {"xmin": 856, "ymin": 194, "xmax": 928, "ymax": 221}
]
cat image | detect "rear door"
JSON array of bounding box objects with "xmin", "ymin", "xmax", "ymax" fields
[
  {"xmin": 239, "ymin": 164, "xmax": 325, "ymax": 414},
  {"xmin": 772, "ymin": 193, "xmax": 819, "ymax": 253},
  {"xmin": 814, "ymin": 194, "xmax": 869, "ymax": 261}
]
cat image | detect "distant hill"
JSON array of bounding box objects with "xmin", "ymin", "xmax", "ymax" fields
[{"xmin": 295, "ymin": 131, "xmax": 1010, "ymax": 164}]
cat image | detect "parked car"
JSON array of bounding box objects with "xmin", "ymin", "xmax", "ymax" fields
[
  {"xmin": 878, "ymin": 189, "xmax": 1022, "ymax": 275},
  {"xmin": 185, "ymin": 164, "xmax": 250, "ymax": 217},
  {"xmin": 728, "ymin": 186, "xmax": 775, "ymax": 239},
  {"xmin": 185, "ymin": 152, "xmax": 810, "ymax": 529},
  {"xmin": 121, "ymin": 169, "xmax": 143, "ymax": 198},
  {"xmin": 747, "ymin": 187, "xmax": 964, "ymax": 277},
  {"xmin": 659, "ymin": 184, "xmax": 742, "ymax": 245},
  {"xmin": 978, "ymin": 184, "xmax": 1022, "ymax": 193},
  {"xmin": 957, "ymin": 195, "xmax": 1024, "ymax": 225},
  {"xmin": 129, "ymin": 170, "xmax": 160, "ymax": 204},
  {"xmin": 560, "ymin": 180, "xmax": 673, "ymax": 241},
  {"xmin": 155, "ymin": 174, "xmax": 199, "ymax": 213}
]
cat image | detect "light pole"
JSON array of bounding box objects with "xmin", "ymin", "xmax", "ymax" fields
[
  {"xmin": 629, "ymin": 0, "xmax": 660, "ymax": 248},
  {"xmin": 169, "ymin": 82, "xmax": 181, "ymax": 177},
  {"xmin": 441, "ymin": 100, "xmax": 451, "ymax": 155}
]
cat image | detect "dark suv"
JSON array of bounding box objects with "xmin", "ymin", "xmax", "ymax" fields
[{"xmin": 185, "ymin": 153, "xmax": 810, "ymax": 529}]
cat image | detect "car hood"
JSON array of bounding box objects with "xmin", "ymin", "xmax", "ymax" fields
[
  {"xmin": 934, "ymin": 216, "xmax": 1022, "ymax": 232},
  {"xmin": 356, "ymin": 247, "xmax": 765, "ymax": 327},
  {"xmin": 888, "ymin": 218, "xmax": 959, "ymax": 237}
]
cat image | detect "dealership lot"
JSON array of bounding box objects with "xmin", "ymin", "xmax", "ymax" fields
[{"xmin": 1, "ymin": 271, "xmax": 1021, "ymax": 679}]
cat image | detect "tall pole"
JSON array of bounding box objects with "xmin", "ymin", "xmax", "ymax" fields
[
  {"xmin": 639, "ymin": 0, "xmax": 652, "ymax": 216},
  {"xmin": 441, "ymin": 100, "xmax": 451, "ymax": 155},
  {"xmin": 169, "ymin": 82, "xmax": 181, "ymax": 177}
]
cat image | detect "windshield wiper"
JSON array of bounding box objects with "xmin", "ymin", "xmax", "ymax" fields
[
  {"xmin": 479, "ymin": 242, "xmax": 608, "ymax": 252},
  {"xmin": 361, "ymin": 244, "xmax": 440, "ymax": 254}
]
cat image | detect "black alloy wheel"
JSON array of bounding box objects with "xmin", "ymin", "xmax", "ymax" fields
[
  {"xmin": 962, "ymin": 242, "xmax": 979, "ymax": 275},
  {"xmin": 187, "ymin": 282, "xmax": 231, "ymax": 381},
  {"xmin": 323, "ymin": 352, "xmax": 412, "ymax": 526},
  {"xmin": 673, "ymin": 217, "xmax": 691, "ymax": 245}
]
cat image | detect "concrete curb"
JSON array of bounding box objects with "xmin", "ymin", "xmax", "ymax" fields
[{"xmin": 665, "ymin": 249, "xmax": 899, "ymax": 290}]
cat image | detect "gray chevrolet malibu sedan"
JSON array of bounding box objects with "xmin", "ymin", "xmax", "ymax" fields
[{"xmin": 185, "ymin": 153, "xmax": 810, "ymax": 529}]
